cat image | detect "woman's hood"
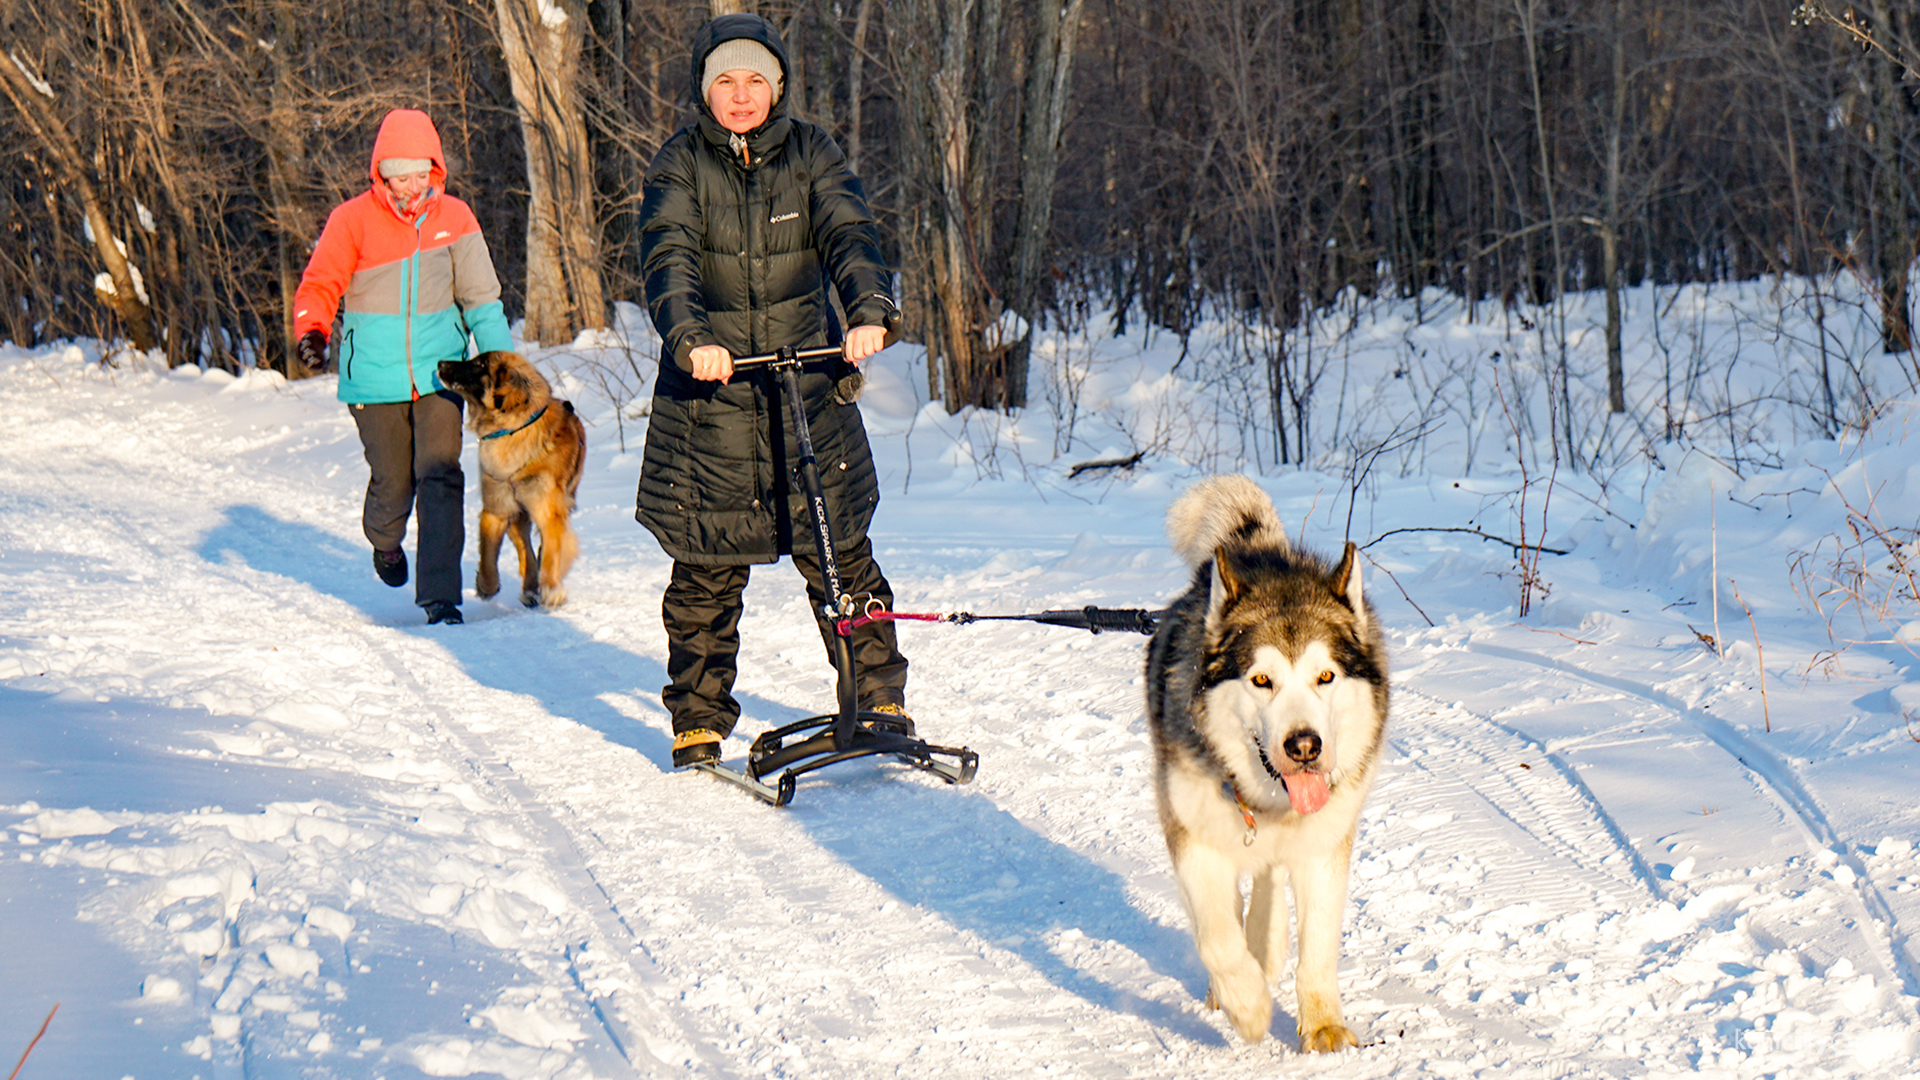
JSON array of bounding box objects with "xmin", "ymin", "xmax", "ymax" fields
[{"xmin": 366, "ymin": 109, "xmax": 448, "ymax": 207}]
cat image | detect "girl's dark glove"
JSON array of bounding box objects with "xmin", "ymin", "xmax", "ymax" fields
[{"xmin": 296, "ymin": 329, "xmax": 328, "ymax": 375}]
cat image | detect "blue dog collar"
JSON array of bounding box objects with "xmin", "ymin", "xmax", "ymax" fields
[{"xmin": 479, "ymin": 404, "xmax": 547, "ymax": 441}]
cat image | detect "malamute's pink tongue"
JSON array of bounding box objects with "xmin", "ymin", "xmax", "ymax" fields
[{"xmin": 1282, "ymin": 771, "xmax": 1330, "ymax": 814}]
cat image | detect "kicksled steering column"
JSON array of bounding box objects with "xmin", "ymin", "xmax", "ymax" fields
[{"xmin": 689, "ymin": 343, "xmax": 978, "ymax": 806}]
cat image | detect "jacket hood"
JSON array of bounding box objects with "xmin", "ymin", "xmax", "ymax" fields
[
  {"xmin": 689, "ymin": 14, "xmax": 792, "ymax": 148},
  {"xmin": 367, "ymin": 110, "xmax": 448, "ymax": 212}
]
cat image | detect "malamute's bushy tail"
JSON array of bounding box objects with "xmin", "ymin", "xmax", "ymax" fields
[{"xmin": 1165, "ymin": 475, "xmax": 1289, "ymax": 568}]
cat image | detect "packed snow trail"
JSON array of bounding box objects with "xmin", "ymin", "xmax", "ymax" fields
[
  {"xmin": 1461, "ymin": 637, "xmax": 1920, "ymax": 999},
  {"xmin": 0, "ymin": 347, "xmax": 1916, "ymax": 1079}
]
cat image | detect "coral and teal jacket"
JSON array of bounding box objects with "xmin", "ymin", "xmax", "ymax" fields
[{"xmin": 293, "ymin": 110, "xmax": 512, "ymax": 405}]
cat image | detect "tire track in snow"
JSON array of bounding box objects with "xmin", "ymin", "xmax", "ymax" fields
[
  {"xmin": 1465, "ymin": 640, "xmax": 1920, "ymax": 1000},
  {"xmin": 1381, "ymin": 687, "xmax": 1659, "ymax": 913}
]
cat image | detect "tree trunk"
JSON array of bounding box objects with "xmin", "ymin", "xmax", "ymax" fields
[
  {"xmin": 895, "ymin": 0, "xmax": 1011, "ymax": 412},
  {"xmin": 1516, "ymin": 0, "xmax": 1574, "ymax": 459},
  {"xmin": 1602, "ymin": 0, "xmax": 1627, "ymax": 413},
  {"xmin": 932, "ymin": 10, "xmax": 984, "ymax": 408},
  {"xmin": 846, "ymin": 0, "xmax": 875, "ymax": 176},
  {"xmin": 265, "ymin": 0, "xmax": 308, "ymax": 374},
  {"xmin": 1005, "ymin": 0, "xmax": 1086, "ymax": 410},
  {"xmin": 115, "ymin": 0, "xmax": 200, "ymax": 368},
  {"xmin": 0, "ymin": 45, "xmax": 159, "ymax": 352},
  {"xmin": 494, "ymin": 0, "xmax": 607, "ymax": 346},
  {"xmin": 1869, "ymin": 0, "xmax": 1912, "ymax": 355}
]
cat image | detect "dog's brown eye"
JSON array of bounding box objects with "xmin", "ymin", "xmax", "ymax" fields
[
  {"xmin": 1317, "ymin": 670, "xmax": 1335, "ymax": 685},
  {"xmin": 1250, "ymin": 673, "xmax": 1272, "ymax": 689}
]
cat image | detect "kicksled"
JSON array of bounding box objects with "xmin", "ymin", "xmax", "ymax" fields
[{"xmin": 689, "ymin": 342, "xmax": 1162, "ymax": 806}]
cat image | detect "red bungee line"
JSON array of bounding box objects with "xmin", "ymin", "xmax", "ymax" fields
[{"xmin": 834, "ymin": 609, "xmax": 946, "ymax": 636}]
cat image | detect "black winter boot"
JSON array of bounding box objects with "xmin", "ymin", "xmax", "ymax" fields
[
  {"xmin": 424, "ymin": 600, "xmax": 462, "ymax": 625},
  {"xmin": 373, "ymin": 548, "xmax": 409, "ymax": 588}
]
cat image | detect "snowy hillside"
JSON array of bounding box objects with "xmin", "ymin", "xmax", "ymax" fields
[{"xmin": 2, "ymin": 283, "xmax": 1918, "ymax": 1079}]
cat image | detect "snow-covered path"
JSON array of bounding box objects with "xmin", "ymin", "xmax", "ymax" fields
[{"xmin": 2, "ymin": 347, "xmax": 1916, "ymax": 1079}]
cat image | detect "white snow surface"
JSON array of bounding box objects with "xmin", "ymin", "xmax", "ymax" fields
[{"xmin": 3, "ymin": 287, "xmax": 1920, "ymax": 1079}]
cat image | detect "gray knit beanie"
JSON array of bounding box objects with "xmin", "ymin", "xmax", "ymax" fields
[
  {"xmin": 378, "ymin": 157, "xmax": 432, "ymax": 178},
  {"xmin": 703, "ymin": 39, "xmax": 784, "ymax": 104}
]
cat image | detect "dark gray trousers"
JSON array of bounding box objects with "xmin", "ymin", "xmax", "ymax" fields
[
  {"xmin": 662, "ymin": 536, "xmax": 910, "ymax": 736},
  {"xmin": 349, "ymin": 391, "xmax": 465, "ymax": 607}
]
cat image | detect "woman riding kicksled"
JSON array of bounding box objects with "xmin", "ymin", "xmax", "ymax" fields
[{"xmin": 634, "ymin": 13, "xmax": 909, "ymax": 767}]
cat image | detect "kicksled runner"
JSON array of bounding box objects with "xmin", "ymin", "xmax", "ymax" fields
[{"xmin": 690, "ymin": 342, "xmax": 1162, "ymax": 806}]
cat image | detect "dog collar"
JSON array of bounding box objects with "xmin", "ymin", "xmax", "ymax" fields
[
  {"xmin": 479, "ymin": 403, "xmax": 547, "ymax": 441},
  {"xmin": 1227, "ymin": 781, "xmax": 1259, "ymax": 846}
]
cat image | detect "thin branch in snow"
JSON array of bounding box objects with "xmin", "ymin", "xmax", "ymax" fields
[
  {"xmin": 7, "ymin": 1002, "xmax": 59, "ymax": 1080},
  {"xmin": 1520, "ymin": 625, "xmax": 1598, "ymax": 647},
  {"xmin": 1358, "ymin": 549, "xmax": 1434, "ymax": 628},
  {"xmin": 1730, "ymin": 579, "xmax": 1772, "ymax": 733},
  {"xmin": 1361, "ymin": 526, "xmax": 1570, "ymax": 557}
]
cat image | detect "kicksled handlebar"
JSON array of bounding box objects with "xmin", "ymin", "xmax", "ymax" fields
[
  {"xmin": 728, "ymin": 327, "xmax": 1160, "ymax": 639},
  {"xmin": 732, "ymin": 313, "xmax": 903, "ymax": 368},
  {"xmin": 731, "ymin": 344, "xmax": 848, "ymax": 367}
]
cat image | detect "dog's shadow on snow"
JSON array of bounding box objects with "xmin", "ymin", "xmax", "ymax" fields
[{"xmin": 198, "ymin": 504, "xmax": 1242, "ymax": 1048}]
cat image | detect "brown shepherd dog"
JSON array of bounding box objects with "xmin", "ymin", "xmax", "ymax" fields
[{"xmin": 437, "ymin": 351, "xmax": 586, "ymax": 609}]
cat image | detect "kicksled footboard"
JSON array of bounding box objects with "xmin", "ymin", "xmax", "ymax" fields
[{"xmin": 692, "ymin": 710, "xmax": 978, "ymax": 807}]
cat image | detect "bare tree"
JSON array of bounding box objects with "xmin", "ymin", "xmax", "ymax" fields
[
  {"xmin": 1005, "ymin": 0, "xmax": 1087, "ymax": 407},
  {"xmin": 1599, "ymin": 0, "xmax": 1632, "ymax": 413},
  {"xmin": 0, "ymin": 42, "xmax": 158, "ymax": 351},
  {"xmin": 1864, "ymin": 0, "xmax": 1914, "ymax": 355},
  {"xmin": 891, "ymin": 0, "xmax": 1011, "ymax": 410},
  {"xmin": 494, "ymin": 0, "xmax": 607, "ymax": 346}
]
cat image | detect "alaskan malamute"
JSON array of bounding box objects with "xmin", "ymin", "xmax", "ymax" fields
[{"xmin": 1146, "ymin": 475, "xmax": 1387, "ymax": 1050}]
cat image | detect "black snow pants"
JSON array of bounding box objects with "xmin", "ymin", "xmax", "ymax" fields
[{"xmin": 661, "ymin": 536, "xmax": 910, "ymax": 738}]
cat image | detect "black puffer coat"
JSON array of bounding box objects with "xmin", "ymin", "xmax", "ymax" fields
[{"xmin": 635, "ymin": 14, "xmax": 897, "ymax": 566}]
